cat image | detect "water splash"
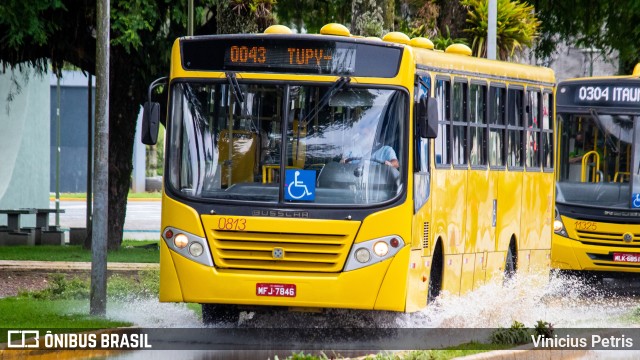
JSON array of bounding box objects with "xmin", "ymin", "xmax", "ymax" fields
[
  {"xmin": 107, "ymin": 297, "xmax": 201, "ymax": 327},
  {"xmin": 109, "ymin": 272, "xmax": 639, "ymax": 329}
]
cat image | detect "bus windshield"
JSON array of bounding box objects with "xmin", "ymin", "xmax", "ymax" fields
[
  {"xmin": 556, "ymin": 111, "xmax": 640, "ymax": 209},
  {"xmin": 167, "ymin": 81, "xmax": 406, "ymax": 205}
]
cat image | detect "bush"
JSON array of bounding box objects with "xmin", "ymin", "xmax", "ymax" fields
[{"xmin": 490, "ymin": 320, "xmax": 554, "ymax": 346}]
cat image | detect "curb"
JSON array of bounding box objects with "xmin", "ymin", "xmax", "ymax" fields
[
  {"xmin": 0, "ymin": 260, "xmax": 158, "ymax": 272},
  {"xmin": 452, "ymin": 345, "xmax": 589, "ymax": 360}
]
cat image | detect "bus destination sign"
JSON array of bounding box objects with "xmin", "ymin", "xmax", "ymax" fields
[
  {"xmin": 559, "ymin": 81, "xmax": 640, "ymax": 108},
  {"xmin": 181, "ymin": 37, "xmax": 402, "ymax": 77},
  {"xmin": 224, "ymin": 45, "xmax": 356, "ymax": 74}
]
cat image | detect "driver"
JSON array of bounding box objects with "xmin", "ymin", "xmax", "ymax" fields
[{"xmin": 340, "ymin": 124, "xmax": 399, "ymax": 169}]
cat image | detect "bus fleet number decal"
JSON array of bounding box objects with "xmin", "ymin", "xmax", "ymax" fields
[
  {"xmin": 574, "ymin": 221, "xmax": 597, "ymax": 231},
  {"xmin": 217, "ymin": 217, "xmax": 247, "ymax": 231}
]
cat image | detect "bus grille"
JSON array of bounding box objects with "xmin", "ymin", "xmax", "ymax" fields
[
  {"xmin": 576, "ymin": 230, "xmax": 640, "ymax": 248},
  {"xmin": 209, "ymin": 229, "xmax": 352, "ymax": 272}
]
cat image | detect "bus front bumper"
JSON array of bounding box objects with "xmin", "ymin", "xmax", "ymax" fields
[
  {"xmin": 552, "ymin": 234, "xmax": 640, "ymax": 273},
  {"xmin": 159, "ymin": 241, "xmax": 409, "ymax": 311}
]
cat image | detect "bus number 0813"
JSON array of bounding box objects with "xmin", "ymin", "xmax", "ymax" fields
[{"xmin": 229, "ymin": 46, "xmax": 266, "ymax": 63}]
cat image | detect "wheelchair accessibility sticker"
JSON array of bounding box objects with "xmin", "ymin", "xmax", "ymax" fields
[
  {"xmin": 285, "ymin": 170, "xmax": 316, "ymax": 201},
  {"xmin": 633, "ymin": 193, "xmax": 640, "ymax": 209}
]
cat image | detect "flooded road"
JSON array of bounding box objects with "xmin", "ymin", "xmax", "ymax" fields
[{"xmin": 93, "ymin": 272, "xmax": 640, "ymax": 359}]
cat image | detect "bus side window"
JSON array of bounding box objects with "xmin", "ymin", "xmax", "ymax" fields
[
  {"xmin": 541, "ymin": 91, "xmax": 554, "ymax": 170},
  {"xmin": 489, "ymin": 85, "xmax": 506, "ymax": 167},
  {"xmin": 452, "ymin": 80, "xmax": 468, "ymax": 166},
  {"xmin": 435, "ymin": 78, "xmax": 451, "ymax": 165},
  {"xmin": 526, "ymin": 89, "xmax": 541, "ymax": 169},
  {"xmin": 469, "ymin": 82, "xmax": 487, "ymax": 166},
  {"xmin": 507, "ymin": 87, "xmax": 524, "ymax": 168}
]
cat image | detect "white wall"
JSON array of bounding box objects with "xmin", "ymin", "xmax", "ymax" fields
[{"xmin": 0, "ymin": 65, "xmax": 51, "ymax": 226}]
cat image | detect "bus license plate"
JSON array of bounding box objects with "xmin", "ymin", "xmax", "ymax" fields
[
  {"xmin": 256, "ymin": 283, "xmax": 296, "ymax": 297},
  {"xmin": 613, "ymin": 253, "xmax": 640, "ymax": 263}
]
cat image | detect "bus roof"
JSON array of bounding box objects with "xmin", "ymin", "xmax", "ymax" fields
[
  {"xmin": 412, "ymin": 46, "xmax": 555, "ymax": 86},
  {"xmin": 175, "ymin": 29, "xmax": 555, "ymax": 86}
]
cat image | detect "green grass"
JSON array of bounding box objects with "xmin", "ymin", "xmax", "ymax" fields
[
  {"xmin": 0, "ymin": 271, "xmax": 159, "ymax": 342},
  {"xmin": 0, "ymin": 240, "xmax": 159, "ymax": 263},
  {"xmin": 0, "ymin": 298, "xmax": 131, "ymax": 342},
  {"xmin": 279, "ymin": 343, "xmax": 511, "ymax": 360},
  {"xmin": 50, "ymin": 192, "xmax": 162, "ymax": 200}
]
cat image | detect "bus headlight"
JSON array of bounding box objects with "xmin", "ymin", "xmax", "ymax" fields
[
  {"xmin": 373, "ymin": 241, "xmax": 389, "ymax": 257},
  {"xmin": 174, "ymin": 234, "xmax": 189, "ymax": 248},
  {"xmin": 554, "ymin": 211, "xmax": 568, "ymax": 237},
  {"xmin": 189, "ymin": 242, "xmax": 204, "ymax": 257},
  {"xmin": 162, "ymin": 227, "xmax": 213, "ymax": 267},
  {"xmin": 344, "ymin": 235, "xmax": 405, "ymax": 271},
  {"xmin": 355, "ymin": 248, "xmax": 371, "ymax": 263}
]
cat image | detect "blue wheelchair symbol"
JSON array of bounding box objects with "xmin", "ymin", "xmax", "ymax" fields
[
  {"xmin": 633, "ymin": 194, "xmax": 640, "ymax": 209},
  {"xmin": 285, "ymin": 170, "xmax": 316, "ymax": 201}
]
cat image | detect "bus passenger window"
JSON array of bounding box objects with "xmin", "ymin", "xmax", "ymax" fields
[
  {"xmin": 526, "ymin": 90, "xmax": 541, "ymax": 169},
  {"xmin": 435, "ymin": 79, "xmax": 451, "ymax": 165},
  {"xmin": 489, "ymin": 86, "xmax": 506, "ymax": 167},
  {"xmin": 469, "ymin": 83, "xmax": 487, "ymax": 166},
  {"xmin": 541, "ymin": 92, "xmax": 553, "ymax": 169},
  {"xmin": 452, "ymin": 81, "xmax": 467, "ymax": 165},
  {"xmin": 507, "ymin": 88, "xmax": 524, "ymax": 168}
]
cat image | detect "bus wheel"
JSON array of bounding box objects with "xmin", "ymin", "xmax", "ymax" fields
[
  {"xmin": 427, "ymin": 241, "xmax": 443, "ymax": 304},
  {"xmin": 201, "ymin": 304, "xmax": 239, "ymax": 326},
  {"xmin": 504, "ymin": 241, "xmax": 517, "ymax": 283}
]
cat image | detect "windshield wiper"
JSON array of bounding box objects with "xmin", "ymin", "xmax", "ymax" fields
[
  {"xmin": 589, "ymin": 108, "xmax": 619, "ymax": 153},
  {"xmin": 300, "ymin": 76, "xmax": 351, "ymax": 127},
  {"xmin": 226, "ymin": 72, "xmax": 245, "ymax": 110},
  {"xmin": 225, "ymin": 72, "xmax": 259, "ymax": 133}
]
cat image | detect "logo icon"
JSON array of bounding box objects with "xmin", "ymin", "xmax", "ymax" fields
[
  {"xmin": 284, "ymin": 170, "xmax": 316, "ymax": 201},
  {"xmin": 623, "ymin": 233, "xmax": 634, "ymax": 243},
  {"xmin": 272, "ymin": 247, "xmax": 285, "ymax": 259},
  {"xmin": 7, "ymin": 330, "xmax": 40, "ymax": 348},
  {"xmin": 633, "ymin": 194, "xmax": 640, "ymax": 209}
]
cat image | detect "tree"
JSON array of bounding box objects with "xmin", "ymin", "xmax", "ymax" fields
[
  {"xmin": 462, "ymin": 0, "xmax": 540, "ymax": 60},
  {"xmin": 351, "ymin": 0, "xmax": 384, "ymax": 36},
  {"xmin": 276, "ymin": 0, "xmax": 351, "ymax": 34},
  {"xmin": 0, "ymin": 0, "xmax": 273, "ymax": 250},
  {"xmin": 533, "ymin": 0, "xmax": 640, "ymax": 74}
]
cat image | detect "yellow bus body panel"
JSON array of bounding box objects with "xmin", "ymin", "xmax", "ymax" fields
[
  {"xmin": 160, "ymin": 193, "xmax": 414, "ymax": 310},
  {"xmin": 552, "ymin": 217, "xmax": 640, "ymax": 273}
]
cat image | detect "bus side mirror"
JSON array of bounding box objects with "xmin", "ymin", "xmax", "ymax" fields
[
  {"xmin": 141, "ymin": 101, "xmax": 160, "ymax": 145},
  {"xmin": 141, "ymin": 76, "xmax": 168, "ymax": 145},
  {"xmin": 415, "ymin": 97, "xmax": 438, "ymax": 138}
]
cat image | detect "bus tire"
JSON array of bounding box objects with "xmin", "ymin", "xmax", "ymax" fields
[
  {"xmin": 504, "ymin": 240, "xmax": 517, "ymax": 283},
  {"xmin": 427, "ymin": 241, "xmax": 443, "ymax": 304},
  {"xmin": 201, "ymin": 304, "xmax": 239, "ymax": 326}
]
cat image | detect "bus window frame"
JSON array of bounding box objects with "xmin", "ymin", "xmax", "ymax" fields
[
  {"xmin": 452, "ymin": 77, "xmax": 469, "ymax": 169},
  {"xmin": 469, "ymin": 79, "xmax": 488, "ymax": 170},
  {"xmin": 435, "ymin": 75, "xmax": 452, "ymax": 169},
  {"xmin": 506, "ymin": 84, "xmax": 525, "ymax": 171},
  {"xmin": 488, "ymin": 82, "xmax": 507, "ymax": 171}
]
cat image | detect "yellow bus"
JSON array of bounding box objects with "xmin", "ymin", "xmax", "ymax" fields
[
  {"xmin": 142, "ymin": 23, "xmax": 555, "ymax": 324},
  {"xmin": 553, "ymin": 69, "xmax": 640, "ymax": 281}
]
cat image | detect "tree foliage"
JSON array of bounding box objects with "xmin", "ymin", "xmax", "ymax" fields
[
  {"xmin": 534, "ymin": 0, "xmax": 640, "ymax": 73},
  {"xmin": 275, "ymin": 0, "xmax": 351, "ymax": 34},
  {"xmin": 462, "ymin": 0, "xmax": 540, "ymax": 60},
  {"xmin": 0, "ymin": 0, "xmax": 272, "ymax": 249}
]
